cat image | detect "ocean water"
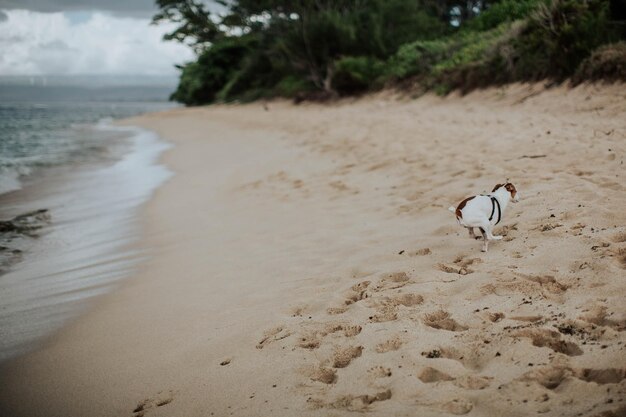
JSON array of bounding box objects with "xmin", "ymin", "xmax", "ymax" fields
[
  {"xmin": 0, "ymin": 78, "xmax": 177, "ymax": 361},
  {"xmin": 0, "ymin": 80, "xmax": 176, "ymax": 194}
]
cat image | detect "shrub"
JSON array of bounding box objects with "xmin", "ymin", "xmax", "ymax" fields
[
  {"xmin": 386, "ymin": 38, "xmax": 457, "ymax": 81},
  {"xmin": 465, "ymin": 0, "xmax": 543, "ymax": 32},
  {"xmin": 332, "ymin": 56, "xmax": 386, "ymax": 94},
  {"xmin": 386, "ymin": 22, "xmax": 522, "ymax": 91},
  {"xmin": 165, "ymin": 0, "xmax": 625, "ymax": 104},
  {"xmin": 573, "ymin": 42, "xmax": 626, "ymax": 83},
  {"xmin": 171, "ymin": 36, "xmax": 256, "ymax": 105},
  {"xmin": 274, "ymin": 76, "xmax": 314, "ymax": 97},
  {"xmin": 512, "ymin": 0, "xmax": 619, "ymax": 80}
]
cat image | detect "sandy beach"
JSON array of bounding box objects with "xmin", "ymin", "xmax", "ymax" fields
[{"xmin": 1, "ymin": 83, "xmax": 625, "ymax": 417}]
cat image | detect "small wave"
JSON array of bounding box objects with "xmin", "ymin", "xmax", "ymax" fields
[
  {"xmin": 96, "ymin": 117, "xmax": 115, "ymax": 128},
  {"xmin": 0, "ymin": 123, "xmax": 172, "ymax": 362},
  {"xmin": 0, "ymin": 165, "xmax": 31, "ymax": 196}
]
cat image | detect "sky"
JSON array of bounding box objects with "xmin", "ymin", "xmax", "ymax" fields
[{"xmin": 0, "ymin": 1, "xmax": 203, "ymax": 76}]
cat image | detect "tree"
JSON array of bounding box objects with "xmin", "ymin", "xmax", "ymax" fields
[{"xmin": 152, "ymin": 0, "xmax": 225, "ymax": 50}]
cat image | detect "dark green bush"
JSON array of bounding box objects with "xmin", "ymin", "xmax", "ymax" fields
[
  {"xmin": 512, "ymin": 0, "xmax": 620, "ymax": 80},
  {"xmin": 386, "ymin": 0, "xmax": 623, "ymax": 94},
  {"xmin": 171, "ymin": 36, "xmax": 255, "ymax": 105},
  {"xmin": 274, "ymin": 76, "xmax": 315, "ymax": 97},
  {"xmin": 573, "ymin": 42, "xmax": 626, "ymax": 83},
  {"xmin": 160, "ymin": 0, "xmax": 626, "ymax": 105},
  {"xmin": 332, "ymin": 56, "xmax": 386, "ymax": 94},
  {"xmin": 386, "ymin": 22, "xmax": 521, "ymax": 91},
  {"xmin": 465, "ymin": 0, "xmax": 542, "ymax": 31},
  {"xmin": 387, "ymin": 39, "xmax": 452, "ymax": 80}
]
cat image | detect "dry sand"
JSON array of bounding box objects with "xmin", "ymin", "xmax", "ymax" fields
[{"xmin": 1, "ymin": 83, "xmax": 625, "ymax": 417}]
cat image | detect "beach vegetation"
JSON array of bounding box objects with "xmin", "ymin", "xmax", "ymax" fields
[{"xmin": 154, "ymin": 0, "xmax": 626, "ymax": 105}]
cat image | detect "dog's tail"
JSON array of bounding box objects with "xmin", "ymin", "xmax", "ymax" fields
[{"xmin": 448, "ymin": 206, "xmax": 456, "ymax": 213}]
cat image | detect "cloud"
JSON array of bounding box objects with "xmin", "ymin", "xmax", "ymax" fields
[
  {"xmin": 0, "ymin": 9, "xmax": 194, "ymax": 75},
  {"xmin": 0, "ymin": 10, "xmax": 7, "ymax": 21},
  {"xmin": 0, "ymin": 1, "xmax": 157, "ymax": 17},
  {"xmin": 0, "ymin": 1, "xmax": 223, "ymax": 18}
]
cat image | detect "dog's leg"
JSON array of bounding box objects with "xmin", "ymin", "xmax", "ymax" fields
[
  {"xmin": 479, "ymin": 227, "xmax": 488, "ymax": 252},
  {"xmin": 484, "ymin": 227, "xmax": 503, "ymax": 241},
  {"xmin": 468, "ymin": 227, "xmax": 477, "ymax": 239}
]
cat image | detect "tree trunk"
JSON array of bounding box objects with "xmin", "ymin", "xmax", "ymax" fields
[{"xmin": 322, "ymin": 62, "xmax": 337, "ymax": 96}]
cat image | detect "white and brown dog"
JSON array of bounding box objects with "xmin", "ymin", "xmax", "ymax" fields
[{"xmin": 448, "ymin": 183, "xmax": 519, "ymax": 252}]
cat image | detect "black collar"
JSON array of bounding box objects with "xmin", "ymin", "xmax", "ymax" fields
[{"xmin": 489, "ymin": 196, "xmax": 501, "ymax": 225}]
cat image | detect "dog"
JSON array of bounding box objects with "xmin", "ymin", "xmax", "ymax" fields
[{"xmin": 448, "ymin": 183, "xmax": 520, "ymax": 252}]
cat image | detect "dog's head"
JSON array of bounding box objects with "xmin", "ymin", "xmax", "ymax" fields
[{"xmin": 492, "ymin": 182, "xmax": 519, "ymax": 202}]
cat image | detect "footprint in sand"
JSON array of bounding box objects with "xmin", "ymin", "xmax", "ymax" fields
[
  {"xmin": 345, "ymin": 280, "xmax": 371, "ymax": 305},
  {"xmin": 375, "ymin": 336, "xmax": 404, "ymax": 353},
  {"xmin": 498, "ymin": 223, "xmax": 518, "ymax": 241},
  {"xmin": 367, "ymin": 292, "xmax": 423, "ymax": 323},
  {"xmin": 290, "ymin": 305, "xmax": 309, "ymax": 317},
  {"xmin": 437, "ymin": 256, "xmax": 482, "ymax": 275},
  {"xmin": 418, "ymin": 367, "xmax": 454, "ymax": 383},
  {"xmin": 611, "ymin": 232, "xmax": 626, "ymax": 243},
  {"xmin": 453, "ymin": 375, "xmax": 493, "ymax": 390},
  {"xmin": 418, "ymin": 368, "xmax": 492, "ymax": 390},
  {"xmin": 454, "ymin": 255, "xmax": 482, "ymax": 268},
  {"xmin": 389, "ymin": 293, "xmax": 424, "ymax": 307},
  {"xmin": 574, "ymin": 367, "xmax": 626, "ymax": 384},
  {"xmin": 367, "ymin": 366, "xmax": 392, "ymax": 378},
  {"xmin": 481, "ymin": 276, "xmax": 564, "ymax": 300},
  {"xmin": 437, "ymin": 263, "xmax": 472, "ymax": 275},
  {"xmin": 518, "ymin": 365, "xmax": 626, "ymax": 389},
  {"xmin": 368, "ymin": 306, "xmax": 398, "ymax": 323},
  {"xmin": 486, "ymin": 312, "xmax": 505, "ymax": 322},
  {"xmin": 342, "ymin": 324, "xmax": 363, "ymax": 337},
  {"xmin": 308, "ymin": 389, "xmax": 392, "ymax": 412},
  {"xmin": 611, "ymin": 246, "xmax": 626, "ymax": 269},
  {"xmin": 423, "ymin": 310, "xmax": 468, "ymax": 332},
  {"xmin": 327, "ymin": 306, "xmax": 349, "ymax": 315},
  {"xmin": 332, "ymin": 345, "xmax": 363, "ymax": 368},
  {"xmin": 516, "ymin": 273, "xmax": 569, "ymax": 294},
  {"xmin": 132, "ymin": 391, "xmax": 175, "ymax": 417},
  {"xmin": 440, "ymin": 398, "xmax": 474, "ymax": 415},
  {"xmin": 297, "ymin": 323, "xmax": 362, "ymax": 350},
  {"xmin": 374, "ymin": 272, "xmax": 411, "ymax": 291},
  {"xmin": 422, "ymin": 346, "xmax": 490, "ymax": 371},
  {"xmin": 307, "ymin": 366, "xmax": 338, "ymax": 384},
  {"xmin": 408, "ymin": 248, "xmax": 431, "ymax": 256},
  {"xmin": 297, "ymin": 333, "xmax": 322, "ymax": 350},
  {"xmin": 256, "ymin": 326, "xmax": 292, "ymax": 349},
  {"xmin": 579, "ymin": 305, "xmax": 626, "ymax": 331},
  {"xmin": 515, "ymin": 328, "xmax": 583, "ymax": 356}
]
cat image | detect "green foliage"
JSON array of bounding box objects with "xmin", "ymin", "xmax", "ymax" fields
[
  {"xmin": 155, "ymin": 0, "xmax": 626, "ymax": 105},
  {"xmin": 386, "ymin": 22, "xmax": 517, "ymax": 86},
  {"xmin": 333, "ymin": 56, "xmax": 386, "ymax": 94},
  {"xmin": 170, "ymin": 36, "xmax": 255, "ymax": 105},
  {"xmin": 573, "ymin": 42, "xmax": 626, "ymax": 83},
  {"xmin": 274, "ymin": 76, "xmax": 314, "ymax": 97},
  {"xmin": 388, "ymin": 39, "xmax": 452, "ymax": 79},
  {"xmin": 511, "ymin": 0, "xmax": 620, "ymax": 80},
  {"xmin": 152, "ymin": 0, "xmax": 225, "ymax": 50},
  {"xmin": 386, "ymin": 0, "xmax": 623, "ymax": 94},
  {"xmin": 464, "ymin": 0, "xmax": 543, "ymax": 32}
]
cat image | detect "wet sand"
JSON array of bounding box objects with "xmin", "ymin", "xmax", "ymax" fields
[
  {"xmin": 0, "ymin": 126, "xmax": 169, "ymax": 362},
  {"xmin": 0, "ymin": 83, "xmax": 625, "ymax": 417}
]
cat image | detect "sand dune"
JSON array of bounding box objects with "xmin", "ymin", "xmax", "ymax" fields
[{"xmin": 0, "ymin": 83, "xmax": 625, "ymax": 417}]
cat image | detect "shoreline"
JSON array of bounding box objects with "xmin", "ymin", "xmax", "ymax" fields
[
  {"xmin": 0, "ymin": 123, "xmax": 171, "ymax": 362},
  {"xmin": 1, "ymin": 83, "xmax": 625, "ymax": 417}
]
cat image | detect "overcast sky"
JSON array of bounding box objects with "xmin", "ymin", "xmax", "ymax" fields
[
  {"xmin": 0, "ymin": 1, "xmax": 205, "ymax": 76},
  {"xmin": 0, "ymin": 0, "xmax": 160, "ymax": 17}
]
